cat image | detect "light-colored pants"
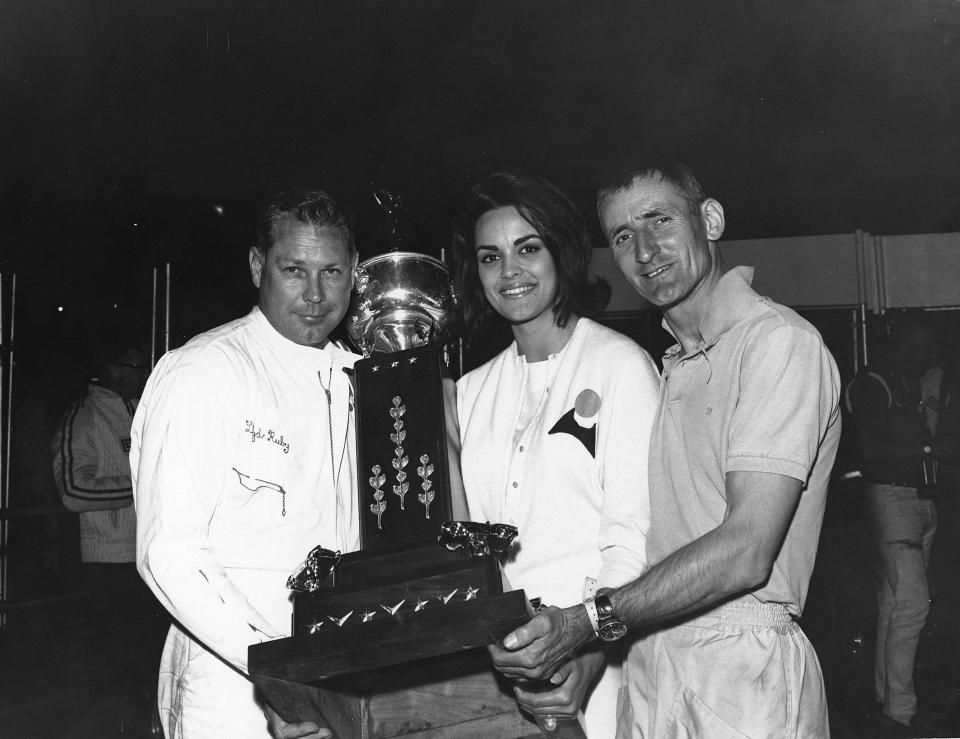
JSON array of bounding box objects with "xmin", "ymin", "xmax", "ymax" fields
[
  {"xmin": 581, "ymin": 658, "xmax": 623, "ymax": 739},
  {"xmin": 616, "ymin": 600, "xmax": 829, "ymax": 739},
  {"xmin": 158, "ymin": 624, "xmax": 271, "ymax": 739},
  {"xmin": 866, "ymin": 483, "xmax": 937, "ymax": 725}
]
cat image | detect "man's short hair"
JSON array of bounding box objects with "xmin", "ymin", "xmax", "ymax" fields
[
  {"xmin": 596, "ymin": 160, "xmax": 706, "ymax": 216},
  {"xmin": 255, "ymin": 188, "xmax": 357, "ymax": 256}
]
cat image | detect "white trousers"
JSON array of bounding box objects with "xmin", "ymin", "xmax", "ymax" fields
[
  {"xmin": 158, "ymin": 625, "xmax": 271, "ymax": 739},
  {"xmin": 866, "ymin": 483, "xmax": 937, "ymax": 725},
  {"xmin": 617, "ymin": 600, "xmax": 829, "ymax": 739}
]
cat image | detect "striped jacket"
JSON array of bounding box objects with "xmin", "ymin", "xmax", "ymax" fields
[{"xmin": 52, "ymin": 383, "xmax": 137, "ymax": 562}]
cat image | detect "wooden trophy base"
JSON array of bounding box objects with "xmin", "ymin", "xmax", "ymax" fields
[
  {"xmin": 249, "ymin": 544, "xmax": 586, "ymax": 738},
  {"xmin": 255, "ymin": 649, "xmax": 568, "ymax": 739}
]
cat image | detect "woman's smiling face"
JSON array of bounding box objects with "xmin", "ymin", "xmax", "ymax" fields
[{"xmin": 474, "ymin": 206, "xmax": 559, "ymax": 329}]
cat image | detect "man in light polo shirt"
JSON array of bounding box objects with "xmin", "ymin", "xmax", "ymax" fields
[{"xmin": 489, "ymin": 161, "xmax": 840, "ymax": 738}]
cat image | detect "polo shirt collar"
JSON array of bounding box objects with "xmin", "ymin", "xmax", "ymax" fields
[{"xmin": 661, "ymin": 266, "xmax": 760, "ymax": 361}]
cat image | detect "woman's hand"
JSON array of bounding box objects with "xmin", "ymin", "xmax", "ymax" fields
[
  {"xmin": 512, "ymin": 648, "xmax": 606, "ymax": 721},
  {"xmin": 264, "ymin": 705, "xmax": 333, "ymax": 739}
]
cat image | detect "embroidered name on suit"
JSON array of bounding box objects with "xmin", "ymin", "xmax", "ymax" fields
[{"xmin": 244, "ymin": 419, "xmax": 290, "ymax": 454}]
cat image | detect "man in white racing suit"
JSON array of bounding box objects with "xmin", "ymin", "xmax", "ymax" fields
[{"xmin": 131, "ymin": 189, "xmax": 360, "ymax": 738}]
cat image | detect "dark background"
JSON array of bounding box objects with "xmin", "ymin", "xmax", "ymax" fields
[
  {"xmin": 3, "ymin": 2, "xmax": 960, "ymax": 734},
  {"xmin": 3, "ymin": 0, "xmax": 960, "ymax": 354}
]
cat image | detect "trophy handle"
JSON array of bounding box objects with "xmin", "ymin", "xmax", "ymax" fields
[{"xmin": 353, "ymin": 265, "xmax": 370, "ymax": 295}]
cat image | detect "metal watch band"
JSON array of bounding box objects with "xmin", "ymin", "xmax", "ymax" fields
[
  {"xmin": 582, "ymin": 577, "xmax": 600, "ymax": 635},
  {"xmin": 595, "ymin": 588, "xmax": 616, "ymax": 620},
  {"xmin": 595, "ymin": 588, "xmax": 628, "ymax": 641}
]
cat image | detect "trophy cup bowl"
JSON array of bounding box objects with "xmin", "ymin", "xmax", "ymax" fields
[{"xmin": 347, "ymin": 252, "xmax": 457, "ymax": 356}]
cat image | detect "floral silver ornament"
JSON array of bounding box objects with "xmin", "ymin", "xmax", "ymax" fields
[
  {"xmin": 389, "ymin": 396, "xmax": 410, "ymax": 509},
  {"xmin": 417, "ymin": 454, "xmax": 435, "ymax": 519},
  {"xmin": 369, "ymin": 464, "xmax": 387, "ymax": 529}
]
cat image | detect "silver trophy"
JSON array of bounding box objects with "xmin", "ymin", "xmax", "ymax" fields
[
  {"xmin": 344, "ymin": 191, "xmax": 459, "ymax": 548},
  {"xmin": 347, "ymin": 251, "xmax": 457, "ymax": 356}
]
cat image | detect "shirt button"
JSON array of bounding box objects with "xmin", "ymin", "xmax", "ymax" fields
[
  {"xmin": 518, "ymin": 445, "xmax": 525, "ymax": 452},
  {"xmin": 512, "ymin": 481, "xmax": 518, "ymax": 488}
]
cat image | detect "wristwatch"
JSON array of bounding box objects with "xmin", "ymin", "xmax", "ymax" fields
[{"xmin": 595, "ymin": 588, "xmax": 628, "ymax": 642}]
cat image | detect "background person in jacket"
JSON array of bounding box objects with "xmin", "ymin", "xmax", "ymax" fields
[{"xmin": 52, "ymin": 336, "xmax": 167, "ymax": 730}]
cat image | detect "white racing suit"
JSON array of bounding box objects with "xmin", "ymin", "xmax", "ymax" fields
[{"xmin": 131, "ymin": 307, "xmax": 359, "ymax": 738}]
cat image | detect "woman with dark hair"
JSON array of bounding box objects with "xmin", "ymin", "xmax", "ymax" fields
[{"xmin": 452, "ymin": 172, "xmax": 660, "ymax": 737}]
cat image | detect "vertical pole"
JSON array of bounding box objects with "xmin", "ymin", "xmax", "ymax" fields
[
  {"xmin": 874, "ymin": 235, "xmax": 888, "ymax": 315},
  {"xmin": 854, "ymin": 230, "xmax": 866, "ymax": 307},
  {"xmin": 0, "ymin": 270, "xmax": 5, "ymax": 629},
  {"xmin": 852, "ymin": 229, "xmax": 867, "ymax": 377},
  {"xmin": 0, "ymin": 271, "xmax": 13, "ymax": 629},
  {"xmin": 3, "ymin": 273, "xmax": 14, "ymax": 505},
  {"xmin": 150, "ymin": 267, "xmax": 158, "ymax": 370},
  {"xmin": 164, "ymin": 262, "xmax": 172, "ymax": 355},
  {"xmin": 860, "ymin": 304, "xmax": 870, "ymax": 368},
  {"xmin": 851, "ymin": 307, "xmax": 860, "ymax": 376}
]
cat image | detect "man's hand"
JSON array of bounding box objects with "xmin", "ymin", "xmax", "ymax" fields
[
  {"xmin": 489, "ymin": 604, "xmax": 594, "ymax": 682},
  {"xmin": 264, "ymin": 705, "xmax": 332, "ymax": 739},
  {"xmin": 513, "ymin": 649, "xmax": 605, "ymax": 720}
]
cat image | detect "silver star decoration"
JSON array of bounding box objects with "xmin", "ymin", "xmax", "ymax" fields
[
  {"xmin": 372, "ymin": 365, "xmax": 380, "ymax": 372},
  {"xmin": 408, "ymin": 357, "xmax": 417, "ymax": 364},
  {"xmin": 464, "ymin": 586, "xmax": 479, "ymax": 601},
  {"xmin": 439, "ymin": 589, "xmax": 458, "ymax": 605},
  {"xmin": 380, "ymin": 598, "xmax": 406, "ymax": 616},
  {"xmin": 414, "ymin": 598, "xmax": 429, "ymax": 612},
  {"xmin": 361, "ymin": 610, "xmax": 376, "ymax": 623},
  {"xmin": 328, "ymin": 610, "xmax": 354, "ymax": 627},
  {"xmin": 391, "ymin": 361, "xmax": 399, "ymax": 368},
  {"xmin": 308, "ymin": 621, "xmax": 324, "ymax": 634}
]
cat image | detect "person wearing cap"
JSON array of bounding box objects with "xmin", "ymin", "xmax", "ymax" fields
[
  {"xmin": 489, "ymin": 160, "xmax": 841, "ymax": 738},
  {"xmin": 53, "ymin": 337, "xmax": 167, "ymax": 731},
  {"xmin": 131, "ymin": 189, "xmax": 360, "ymax": 739}
]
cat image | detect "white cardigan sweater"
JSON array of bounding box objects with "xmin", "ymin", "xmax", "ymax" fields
[{"xmin": 457, "ymin": 317, "xmax": 659, "ymax": 608}]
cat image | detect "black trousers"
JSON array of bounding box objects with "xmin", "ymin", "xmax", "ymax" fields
[{"xmin": 83, "ymin": 562, "xmax": 169, "ymax": 696}]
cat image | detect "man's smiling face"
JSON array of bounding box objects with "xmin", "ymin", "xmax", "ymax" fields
[
  {"xmin": 249, "ymin": 214, "xmax": 355, "ymax": 347},
  {"xmin": 600, "ymin": 174, "xmax": 719, "ymax": 311}
]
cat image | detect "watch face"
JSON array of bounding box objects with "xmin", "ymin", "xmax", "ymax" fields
[{"xmin": 599, "ymin": 620, "xmax": 628, "ymax": 641}]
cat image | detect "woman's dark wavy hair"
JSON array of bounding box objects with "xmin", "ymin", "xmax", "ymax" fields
[{"xmin": 451, "ymin": 171, "xmax": 610, "ymax": 337}]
